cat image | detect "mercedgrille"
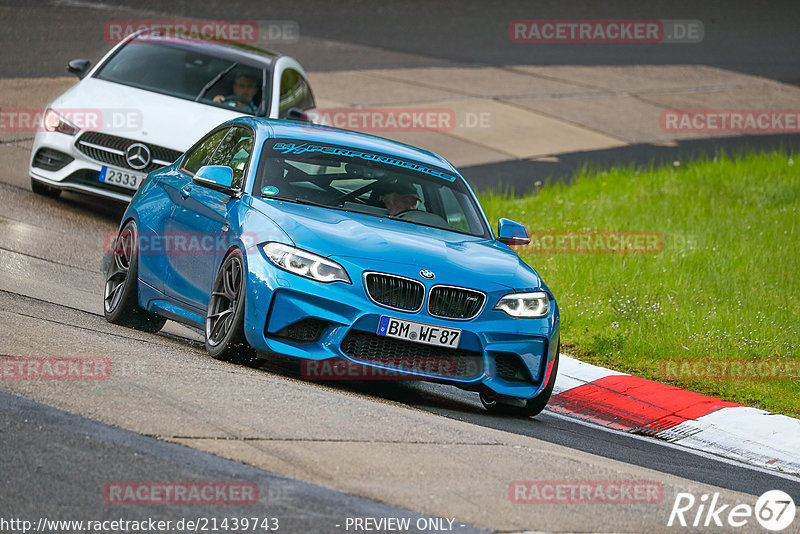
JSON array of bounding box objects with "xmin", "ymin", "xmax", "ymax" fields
[
  {"xmin": 364, "ymin": 272, "xmax": 424, "ymax": 312},
  {"xmin": 75, "ymin": 132, "xmax": 182, "ymax": 173},
  {"xmin": 341, "ymin": 330, "xmax": 484, "ymax": 380},
  {"xmin": 427, "ymin": 285, "xmax": 486, "ymax": 320}
]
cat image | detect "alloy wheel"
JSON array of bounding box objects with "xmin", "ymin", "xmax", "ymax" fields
[
  {"xmin": 206, "ymin": 255, "xmax": 244, "ymax": 346},
  {"xmin": 104, "ymin": 226, "xmax": 134, "ymax": 313}
]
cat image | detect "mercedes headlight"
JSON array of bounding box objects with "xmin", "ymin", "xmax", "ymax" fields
[
  {"xmin": 263, "ymin": 242, "xmax": 351, "ymax": 284},
  {"xmin": 495, "ymin": 291, "xmax": 550, "ymax": 318},
  {"xmin": 43, "ymin": 108, "xmax": 80, "ymax": 135}
]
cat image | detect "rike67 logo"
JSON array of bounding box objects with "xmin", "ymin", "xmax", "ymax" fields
[{"xmin": 668, "ymin": 490, "xmax": 796, "ymax": 531}]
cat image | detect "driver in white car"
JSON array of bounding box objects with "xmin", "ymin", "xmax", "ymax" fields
[{"xmin": 213, "ymin": 73, "xmax": 260, "ymax": 113}]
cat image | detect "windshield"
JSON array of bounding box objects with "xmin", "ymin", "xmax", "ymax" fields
[
  {"xmin": 94, "ymin": 41, "xmax": 266, "ymax": 115},
  {"xmin": 255, "ymin": 140, "xmax": 491, "ymax": 238}
]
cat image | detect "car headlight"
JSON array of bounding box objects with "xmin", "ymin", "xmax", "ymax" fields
[
  {"xmin": 43, "ymin": 109, "xmax": 80, "ymax": 135},
  {"xmin": 494, "ymin": 291, "xmax": 550, "ymax": 318},
  {"xmin": 262, "ymin": 242, "xmax": 351, "ymax": 284}
]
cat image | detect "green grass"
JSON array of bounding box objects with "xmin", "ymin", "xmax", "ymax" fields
[{"xmin": 479, "ymin": 151, "xmax": 800, "ymax": 417}]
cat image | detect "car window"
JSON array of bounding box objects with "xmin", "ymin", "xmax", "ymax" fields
[
  {"xmin": 278, "ymin": 68, "xmax": 315, "ymax": 118},
  {"xmin": 94, "ymin": 41, "xmax": 265, "ymax": 115},
  {"xmin": 181, "ymin": 128, "xmax": 229, "ymax": 175},
  {"xmin": 437, "ymin": 186, "xmax": 474, "ymax": 233},
  {"xmin": 208, "ymin": 127, "xmax": 254, "ymax": 189},
  {"xmin": 255, "ymin": 140, "xmax": 490, "ymax": 238},
  {"xmin": 203, "ymin": 67, "xmax": 263, "ymax": 115}
]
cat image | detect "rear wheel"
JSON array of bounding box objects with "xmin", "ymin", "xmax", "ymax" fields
[
  {"xmin": 31, "ymin": 177, "xmax": 61, "ymax": 198},
  {"xmin": 205, "ymin": 249, "xmax": 257, "ymax": 363},
  {"xmin": 103, "ymin": 221, "xmax": 167, "ymax": 332},
  {"xmin": 481, "ymin": 342, "xmax": 560, "ymax": 417}
]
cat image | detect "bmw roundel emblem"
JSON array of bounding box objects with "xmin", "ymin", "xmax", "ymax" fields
[{"xmin": 420, "ymin": 270, "xmax": 435, "ymax": 279}]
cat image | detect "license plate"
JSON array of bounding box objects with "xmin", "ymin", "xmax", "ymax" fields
[
  {"xmin": 99, "ymin": 166, "xmax": 145, "ymax": 190},
  {"xmin": 377, "ymin": 316, "xmax": 461, "ymax": 348}
]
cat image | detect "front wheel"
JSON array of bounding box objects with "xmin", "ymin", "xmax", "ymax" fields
[
  {"xmin": 205, "ymin": 249, "xmax": 257, "ymax": 364},
  {"xmin": 481, "ymin": 343, "xmax": 560, "ymax": 417},
  {"xmin": 103, "ymin": 221, "xmax": 166, "ymax": 332}
]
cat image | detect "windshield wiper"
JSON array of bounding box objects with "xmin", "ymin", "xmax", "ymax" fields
[
  {"xmin": 195, "ymin": 63, "xmax": 237, "ymax": 102},
  {"xmin": 266, "ymin": 196, "xmax": 339, "ymax": 210}
]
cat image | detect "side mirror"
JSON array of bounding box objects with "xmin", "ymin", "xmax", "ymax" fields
[
  {"xmin": 286, "ymin": 107, "xmax": 311, "ymax": 123},
  {"xmin": 497, "ymin": 218, "xmax": 530, "ymax": 246},
  {"xmin": 67, "ymin": 59, "xmax": 92, "ymax": 79},
  {"xmin": 193, "ymin": 165, "xmax": 237, "ymax": 195}
]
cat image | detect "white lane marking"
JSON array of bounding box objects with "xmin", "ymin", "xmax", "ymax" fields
[
  {"xmin": 50, "ymin": 0, "xmax": 169, "ymax": 16},
  {"xmin": 544, "ymin": 409, "xmax": 800, "ymax": 482},
  {"xmin": 553, "ymin": 353, "xmax": 627, "ymax": 394},
  {"xmin": 552, "ymin": 354, "xmax": 800, "ymax": 476}
]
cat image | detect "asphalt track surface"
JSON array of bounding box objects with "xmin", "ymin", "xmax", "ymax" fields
[
  {"xmin": 1, "ymin": 390, "xmax": 488, "ymax": 534},
  {"xmin": 1, "ymin": 1, "xmax": 799, "ymax": 532}
]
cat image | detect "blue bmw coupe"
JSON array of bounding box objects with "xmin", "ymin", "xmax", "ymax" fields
[{"xmin": 104, "ymin": 117, "xmax": 560, "ymax": 416}]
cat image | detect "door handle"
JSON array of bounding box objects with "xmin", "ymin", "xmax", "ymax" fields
[{"xmin": 180, "ymin": 184, "xmax": 192, "ymax": 199}]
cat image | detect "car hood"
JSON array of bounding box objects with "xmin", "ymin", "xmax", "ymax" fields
[
  {"xmin": 250, "ymin": 198, "xmax": 543, "ymax": 291},
  {"xmin": 49, "ymin": 77, "xmax": 246, "ymax": 151}
]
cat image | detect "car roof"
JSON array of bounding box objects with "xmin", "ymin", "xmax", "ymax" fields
[
  {"xmin": 235, "ymin": 118, "xmax": 461, "ymax": 176},
  {"xmin": 132, "ymin": 28, "xmax": 279, "ymax": 68}
]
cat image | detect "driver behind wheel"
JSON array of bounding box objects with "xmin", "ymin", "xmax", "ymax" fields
[
  {"xmin": 380, "ymin": 181, "xmax": 421, "ymax": 216},
  {"xmin": 213, "ymin": 73, "xmax": 260, "ymax": 113}
]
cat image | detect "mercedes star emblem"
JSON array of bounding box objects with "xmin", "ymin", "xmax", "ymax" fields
[{"xmin": 125, "ymin": 143, "xmax": 151, "ymax": 170}]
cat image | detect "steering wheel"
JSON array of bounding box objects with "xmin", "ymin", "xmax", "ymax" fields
[
  {"xmin": 223, "ymin": 95, "xmax": 247, "ymax": 106},
  {"xmin": 393, "ymin": 209, "xmax": 418, "ymax": 218},
  {"xmin": 394, "ymin": 210, "xmax": 451, "ymax": 227}
]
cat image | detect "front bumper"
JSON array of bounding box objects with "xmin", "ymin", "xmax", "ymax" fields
[
  {"xmin": 29, "ymin": 130, "xmax": 180, "ymax": 202},
  {"xmin": 30, "ymin": 131, "xmax": 136, "ymax": 201},
  {"xmin": 242, "ymin": 251, "xmax": 560, "ymax": 401}
]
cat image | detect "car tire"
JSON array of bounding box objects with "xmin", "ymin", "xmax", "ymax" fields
[
  {"xmin": 31, "ymin": 177, "xmax": 61, "ymax": 198},
  {"xmin": 204, "ymin": 249, "xmax": 257, "ymax": 363},
  {"xmin": 103, "ymin": 220, "xmax": 167, "ymax": 333},
  {"xmin": 481, "ymin": 341, "xmax": 560, "ymax": 417}
]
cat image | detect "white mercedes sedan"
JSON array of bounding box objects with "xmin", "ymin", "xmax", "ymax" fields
[{"xmin": 29, "ymin": 28, "xmax": 315, "ymax": 202}]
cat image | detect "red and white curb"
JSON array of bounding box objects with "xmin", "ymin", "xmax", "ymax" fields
[{"xmin": 550, "ymin": 355, "xmax": 800, "ymax": 475}]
